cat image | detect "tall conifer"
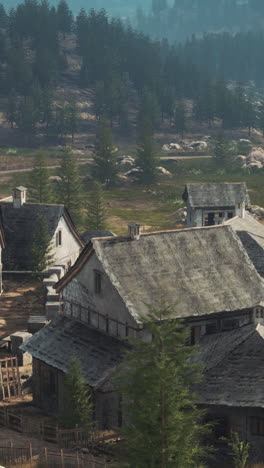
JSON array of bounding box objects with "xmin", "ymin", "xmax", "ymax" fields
[{"xmin": 116, "ymin": 303, "xmax": 210, "ymax": 468}]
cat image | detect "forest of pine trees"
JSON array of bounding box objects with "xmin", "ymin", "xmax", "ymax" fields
[{"xmin": 0, "ymin": 0, "xmax": 264, "ymax": 143}]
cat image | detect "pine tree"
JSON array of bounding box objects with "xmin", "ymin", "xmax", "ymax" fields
[
  {"xmin": 258, "ymin": 100, "xmax": 264, "ymax": 136},
  {"xmin": 29, "ymin": 215, "xmax": 54, "ymax": 273},
  {"xmin": 57, "ymin": 0, "xmax": 73, "ymax": 38},
  {"xmin": 94, "ymin": 117, "xmax": 118, "ymax": 187},
  {"xmin": 136, "ymin": 121, "xmax": 159, "ymax": 185},
  {"xmin": 6, "ymin": 91, "xmax": 17, "ymax": 129},
  {"xmin": 65, "ymin": 100, "xmax": 79, "ymax": 143},
  {"xmin": 87, "ymin": 181, "xmax": 107, "ymax": 231},
  {"xmin": 116, "ymin": 303, "xmax": 209, "ymax": 468},
  {"xmin": 29, "ymin": 151, "xmax": 51, "ymax": 203},
  {"xmin": 60, "ymin": 356, "xmax": 93, "ymax": 430},
  {"xmin": 59, "ymin": 148, "xmax": 82, "ymax": 220},
  {"xmin": 174, "ymin": 100, "xmax": 188, "ymax": 137},
  {"xmin": 213, "ymin": 132, "xmax": 229, "ymax": 161}
]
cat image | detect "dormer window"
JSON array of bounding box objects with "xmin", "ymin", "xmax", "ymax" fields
[
  {"xmin": 56, "ymin": 230, "xmax": 62, "ymax": 246},
  {"xmin": 94, "ymin": 271, "xmax": 102, "ymax": 294}
]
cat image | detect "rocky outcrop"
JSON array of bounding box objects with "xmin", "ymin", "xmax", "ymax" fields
[
  {"xmin": 247, "ymin": 205, "xmax": 264, "ymax": 220},
  {"xmin": 117, "ymin": 155, "xmax": 136, "ymax": 170},
  {"xmin": 236, "ymin": 147, "xmax": 264, "ymax": 169},
  {"xmin": 175, "ymin": 206, "xmax": 187, "ymax": 224}
]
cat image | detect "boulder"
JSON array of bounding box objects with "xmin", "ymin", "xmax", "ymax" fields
[
  {"xmin": 169, "ymin": 143, "xmax": 182, "ymax": 150},
  {"xmin": 124, "ymin": 167, "xmax": 142, "ymax": 177},
  {"xmin": 157, "ymin": 166, "xmax": 172, "ymax": 176},
  {"xmin": 162, "ymin": 144, "xmax": 171, "ymax": 151},
  {"xmin": 239, "ymin": 139, "xmax": 251, "ymax": 144},
  {"xmin": 247, "ymin": 162, "xmax": 263, "ymax": 169},
  {"xmin": 175, "ymin": 206, "xmax": 187, "ymax": 224},
  {"xmin": 247, "ymin": 147, "xmax": 264, "ymax": 163},
  {"xmin": 189, "ymin": 141, "xmax": 208, "ymax": 150},
  {"xmin": 162, "ymin": 143, "xmax": 182, "ymax": 151},
  {"xmin": 248, "ymin": 205, "xmax": 264, "ymax": 220},
  {"xmin": 235, "ymin": 155, "xmax": 247, "ymax": 165},
  {"xmin": 118, "ymin": 155, "xmax": 136, "ymax": 170}
]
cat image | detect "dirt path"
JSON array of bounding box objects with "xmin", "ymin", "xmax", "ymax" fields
[{"xmin": 0, "ymin": 160, "xmax": 92, "ymax": 175}]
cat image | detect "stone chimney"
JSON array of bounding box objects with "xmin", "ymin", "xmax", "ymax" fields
[
  {"xmin": 13, "ymin": 186, "xmax": 27, "ymax": 208},
  {"xmin": 128, "ymin": 222, "xmax": 142, "ymax": 240}
]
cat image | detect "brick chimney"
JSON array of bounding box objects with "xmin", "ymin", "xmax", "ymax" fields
[
  {"xmin": 128, "ymin": 223, "xmax": 142, "ymax": 240},
  {"xmin": 13, "ymin": 186, "xmax": 27, "ymax": 208}
]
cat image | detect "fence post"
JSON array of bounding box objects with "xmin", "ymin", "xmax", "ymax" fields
[
  {"xmin": 61, "ymin": 448, "xmax": 65, "ymax": 468},
  {"xmin": 76, "ymin": 451, "xmax": 80, "ymax": 468},
  {"xmin": 29, "ymin": 442, "xmax": 33, "ymax": 468},
  {"xmin": 92, "ymin": 454, "xmax": 96, "ymax": 468},
  {"xmin": 45, "ymin": 447, "xmax": 48, "ymax": 465}
]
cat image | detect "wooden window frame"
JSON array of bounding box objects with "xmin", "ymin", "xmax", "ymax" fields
[{"xmin": 94, "ymin": 270, "xmax": 102, "ymax": 294}]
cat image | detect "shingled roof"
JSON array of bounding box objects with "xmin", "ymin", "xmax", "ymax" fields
[
  {"xmin": 195, "ymin": 323, "xmax": 264, "ymax": 407},
  {"xmin": 0, "ymin": 202, "xmax": 83, "ymax": 269},
  {"xmin": 20, "ymin": 315, "xmax": 125, "ymax": 390},
  {"xmin": 183, "ymin": 183, "xmax": 250, "ymax": 208},
  {"xmin": 82, "ymin": 230, "xmax": 115, "ymax": 244},
  {"xmin": 226, "ymin": 212, "xmax": 264, "ymax": 277},
  {"xmin": 56, "ymin": 225, "xmax": 264, "ymax": 322}
]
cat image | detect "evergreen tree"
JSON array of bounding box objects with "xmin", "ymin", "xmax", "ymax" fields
[
  {"xmin": 59, "ymin": 148, "xmax": 82, "ymax": 220},
  {"xmin": 258, "ymin": 100, "xmax": 264, "ymax": 136},
  {"xmin": 174, "ymin": 100, "xmax": 188, "ymax": 137},
  {"xmin": 116, "ymin": 303, "xmax": 209, "ymax": 468},
  {"xmin": 65, "ymin": 100, "xmax": 79, "ymax": 143},
  {"xmin": 57, "ymin": 0, "xmax": 73, "ymax": 38},
  {"xmin": 94, "ymin": 117, "xmax": 118, "ymax": 187},
  {"xmin": 87, "ymin": 181, "xmax": 107, "ymax": 231},
  {"xmin": 213, "ymin": 132, "xmax": 229, "ymax": 161},
  {"xmin": 60, "ymin": 356, "xmax": 93, "ymax": 430},
  {"xmin": 29, "ymin": 151, "xmax": 51, "ymax": 203},
  {"xmin": 6, "ymin": 91, "xmax": 17, "ymax": 129},
  {"xmin": 136, "ymin": 121, "xmax": 159, "ymax": 185},
  {"xmin": 29, "ymin": 214, "xmax": 54, "ymax": 273}
]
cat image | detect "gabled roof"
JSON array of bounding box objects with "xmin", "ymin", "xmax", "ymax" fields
[
  {"xmin": 0, "ymin": 202, "xmax": 83, "ymax": 269},
  {"xmin": 56, "ymin": 225, "xmax": 264, "ymax": 323},
  {"xmin": 195, "ymin": 323, "xmax": 264, "ymax": 407},
  {"xmin": 183, "ymin": 182, "xmax": 250, "ymax": 208},
  {"xmin": 21, "ymin": 315, "xmax": 125, "ymax": 390},
  {"xmin": 82, "ymin": 230, "xmax": 115, "ymax": 244},
  {"xmin": 226, "ymin": 212, "xmax": 264, "ymax": 277}
]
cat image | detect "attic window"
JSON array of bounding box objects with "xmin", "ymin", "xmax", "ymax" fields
[
  {"xmin": 56, "ymin": 230, "xmax": 62, "ymax": 246},
  {"xmin": 94, "ymin": 271, "xmax": 102, "ymax": 294},
  {"xmin": 251, "ymin": 417, "xmax": 264, "ymax": 436}
]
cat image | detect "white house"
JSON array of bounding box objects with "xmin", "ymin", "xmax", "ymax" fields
[{"xmin": 0, "ymin": 187, "xmax": 84, "ymax": 272}]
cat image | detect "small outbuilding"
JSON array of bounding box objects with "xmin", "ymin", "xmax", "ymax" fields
[{"xmin": 183, "ymin": 182, "xmax": 250, "ymax": 227}]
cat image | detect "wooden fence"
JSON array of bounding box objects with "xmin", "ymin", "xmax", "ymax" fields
[
  {"xmin": 0, "ymin": 406, "xmax": 120, "ymax": 450},
  {"xmin": 0, "ymin": 444, "xmax": 109, "ymax": 467}
]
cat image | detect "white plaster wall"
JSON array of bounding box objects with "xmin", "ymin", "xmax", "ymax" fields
[
  {"xmin": 50, "ymin": 217, "xmax": 81, "ymax": 268},
  {"xmin": 192, "ymin": 208, "xmax": 203, "ymax": 227},
  {"xmin": 62, "ymin": 252, "xmax": 138, "ymax": 334}
]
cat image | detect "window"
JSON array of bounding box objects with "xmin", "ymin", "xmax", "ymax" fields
[
  {"xmin": 56, "ymin": 230, "xmax": 62, "ymax": 246},
  {"xmin": 237, "ymin": 203, "xmax": 241, "ymax": 209},
  {"xmin": 227, "ymin": 212, "xmax": 234, "ymax": 219},
  {"xmin": 94, "ymin": 271, "xmax": 102, "ymax": 294},
  {"xmin": 251, "ymin": 417, "xmax": 264, "ymax": 436},
  {"xmin": 125, "ymin": 323, "xmax": 129, "ymax": 337}
]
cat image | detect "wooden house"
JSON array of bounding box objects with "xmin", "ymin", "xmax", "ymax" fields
[
  {"xmin": 183, "ymin": 182, "xmax": 250, "ymax": 227},
  {"xmin": 21, "ymin": 223, "xmax": 264, "ymax": 459}
]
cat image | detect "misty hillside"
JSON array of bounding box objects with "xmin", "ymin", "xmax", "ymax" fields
[
  {"xmin": 137, "ymin": 0, "xmax": 264, "ymax": 41},
  {"xmin": 1, "ymin": 0, "xmax": 152, "ymax": 16}
]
